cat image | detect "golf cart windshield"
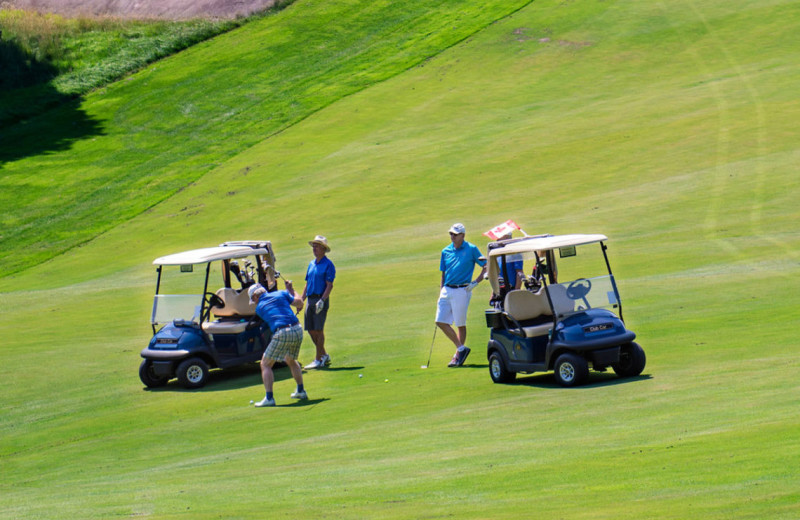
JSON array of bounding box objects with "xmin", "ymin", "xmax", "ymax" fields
[
  {"xmin": 547, "ymin": 275, "xmax": 619, "ymax": 318},
  {"xmin": 151, "ymin": 294, "xmax": 202, "ymax": 325}
]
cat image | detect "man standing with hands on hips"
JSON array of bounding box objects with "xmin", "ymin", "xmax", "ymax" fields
[
  {"xmin": 302, "ymin": 235, "xmax": 336, "ymax": 369},
  {"xmin": 436, "ymin": 223, "xmax": 487, "ymax": 367}
]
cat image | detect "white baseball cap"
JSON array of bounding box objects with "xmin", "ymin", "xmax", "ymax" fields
[
  {"xmin": 449, "ymin": 223, "xmax": 466, "ymax": 235},
  {"xmin": 248, "ymin": 284, "xmax": 264, "ymax": 300}
]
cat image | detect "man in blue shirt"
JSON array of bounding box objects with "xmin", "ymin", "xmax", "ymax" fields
[
  {"xmin": 301, "ymin": 235, "xmax": 336, "ymax": 369},
  {"xmin": 496, "ymin": 231, "xmax": 524, "ymax": 295},
  {"xmin": 436, "ymin": 223, "xmax": 487, "ymax": 367},
  {"xmin": 249, "ymin": 281, "xmax": 307, "ymax": 407}
]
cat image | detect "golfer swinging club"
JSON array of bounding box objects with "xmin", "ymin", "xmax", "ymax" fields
[
  {"xmin": 249, "ymin": 281, "xmax": 308, "ymax": 407},
  {"xmin": 436, "ymin": 223, "xmax": 487, "ymax": 367}
]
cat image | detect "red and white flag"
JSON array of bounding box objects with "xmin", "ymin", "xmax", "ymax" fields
[{"xmin": 483, "ymin": 219, "xmax": 521, "ymax": 240}]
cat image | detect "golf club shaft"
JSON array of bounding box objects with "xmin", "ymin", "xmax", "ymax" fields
[{"xmin": 425, "ymin": 325, "xmax": 437, "ymax": 367}]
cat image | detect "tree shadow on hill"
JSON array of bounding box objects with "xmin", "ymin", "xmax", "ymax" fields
[
  {"xmin": 0, "ymin": 39, "xmax": 104, "ymax": 165},
  {"xmin": 0, "ymin": 96, "xmax": 105, "ymax": 165}
]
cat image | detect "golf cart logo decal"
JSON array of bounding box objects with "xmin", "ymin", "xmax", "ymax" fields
[{"xmin": 583, "ymin": 323, "xmax": 613, "ymax": 333}]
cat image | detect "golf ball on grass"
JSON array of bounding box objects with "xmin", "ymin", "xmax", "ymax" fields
[
  {"xmin": 359, "ymin": 374, "xmax": 363, "ymax": 378},
  {"xmin": 250, "ymin": 400, "xmax": 254, "ymax": 404}
]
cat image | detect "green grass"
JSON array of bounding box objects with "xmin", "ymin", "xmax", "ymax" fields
[
  {"xmin": 1, "ymin": 0, "xmax": 799, "ymax": 518},
  {"xmin": 0, "ymin": 9, "xmax": 254, "ymax": 125}
]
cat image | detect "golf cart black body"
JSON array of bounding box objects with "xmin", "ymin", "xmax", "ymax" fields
[
  {"xmin": 139, "ymin": 241, "xmax": 280, "ymax": 389},
  {"xmin": 485, "ymin": 234, "xmax": 645, "ymax": 387}
]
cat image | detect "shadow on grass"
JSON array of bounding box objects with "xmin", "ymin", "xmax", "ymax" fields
[
  {"xmin": 0, "ymin": 95, "xmax": 104, "ymax": 165},
  {"xmin": 142, "ymin": 363, "xmax": 367, "ymax": 393},
  {"xmin": 143, "ymin": 362, "xmax": 292, "ymax": 393},
  {"xmin": 505, "ymin": 372, "xmax": 653, "ymax": 389},
  {"xmin": 315, "ymin": 365, "xmax": 364, "ymax": 372},
  {"xmin": 272, "ymin": 398, "xmax": 328, "ymax": 408}
]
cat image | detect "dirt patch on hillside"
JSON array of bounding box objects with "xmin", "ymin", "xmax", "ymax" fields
[{"xmin": 3, "ymin": 0, "xmax": 278, "ymax": 19}]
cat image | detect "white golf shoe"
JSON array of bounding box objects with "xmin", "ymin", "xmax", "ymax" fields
[{"xmin": 254, "ymin": 397, "xmax": 276, "ymax": 407}]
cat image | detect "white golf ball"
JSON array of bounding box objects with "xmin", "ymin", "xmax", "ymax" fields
[
  {"xmin": 359, "ymin": 374, "xmax": 363, "ymax": 378},
  {"xmin": 249, "ymin": 400, "xmax": 254, "ymax": 404}
]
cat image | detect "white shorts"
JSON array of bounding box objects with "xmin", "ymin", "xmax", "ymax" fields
[{"xmin": 435, "ymin": 286, "xmax": 472, "ymax": 328}]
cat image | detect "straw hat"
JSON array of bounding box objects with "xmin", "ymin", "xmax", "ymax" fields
[{"xmin": 308, "ymin": 235, "xmax": 331, "ymax": 252}]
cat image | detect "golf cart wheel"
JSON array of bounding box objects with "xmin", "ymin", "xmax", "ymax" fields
[
  {"xmin": 489, "ymin": 352, "xmax": 516, "ymax": 384},
  {"xmin": 139, "ymin": 360, "xmax": 169, "ymax": 388},
  {"xmin": 613, "ymin": 342, "xmax": 646, "ymax": 378},
  {"xmin": 176, "ymin": 357, "xmax": 209, "ymax": 389},
  {"xmin": 553, "ymin": 353, "xmax": 589, "ymax": 387}
]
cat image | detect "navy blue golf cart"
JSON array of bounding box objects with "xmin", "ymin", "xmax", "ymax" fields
[
  {"xmin": 139, "ymin": 240, "xmax": 279, "ymax": 389},
  {"xmin": 484, "ymin": 234, "xmax": 645, "ymax": 386}
]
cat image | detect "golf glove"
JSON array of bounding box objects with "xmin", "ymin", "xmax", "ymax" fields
[
  {"xmin": 466, "ymin": 281, "xmax": 478, "ymax": 292},
  {"xmin": 315, "ymin": 299, "xmax": 325, "ymax": 314}
]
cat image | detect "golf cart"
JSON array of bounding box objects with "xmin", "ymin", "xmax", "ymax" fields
[
  {"xmin": 484, "ymin": 234, "xmax": 645, "ymax": 387},
  {"xmin": 139, "ymin": 240, "xmax": 279, "ymax": 389}
]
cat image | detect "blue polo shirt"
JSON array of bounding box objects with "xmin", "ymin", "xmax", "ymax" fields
[
  {"xmin": 497, "ymin": 257, "xmax": 523, "ymax": 286},
  {"xmin": 255, "ymin": 290, "xmax": 299, "ymax": 332},
  {"xmin": 440, "ymin": 241, "xmax": 486, "ymax": 286},
  {"xmin": 305, "ymin": 256, "xmax": 336, "ymax": 296}
]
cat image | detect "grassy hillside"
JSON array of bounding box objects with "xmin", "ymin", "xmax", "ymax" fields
[
  {"xmin": 0, "ymin": 0, "xmax": 531, "ymax": 278},
  {"xmin": 1, "ymin": 0, "xmax": 799, "ymax": 518},
  {"xmin": 0, "ymin": 8, "xmax": 246, "ymax": 125}
]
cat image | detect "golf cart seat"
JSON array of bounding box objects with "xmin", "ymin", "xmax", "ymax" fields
[
  {"xmin": 201, "ymin": 319, "xmax": 250, "ymax": 334},
  {"xmin": 211, "ymin": 288, "xmax": 256, "ymax": 318},
  {"xmin": 503, "ymin": 289, "xmax": 553, "ymax": 338}
]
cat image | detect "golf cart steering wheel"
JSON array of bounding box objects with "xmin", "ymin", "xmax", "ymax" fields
[
  {"xmin": 204, "ymin": 292, "xmax": 225, "ymax": 309},
  {"xmin": 566, "ymin": 278, "xmax": 592, "ymax": 300}
]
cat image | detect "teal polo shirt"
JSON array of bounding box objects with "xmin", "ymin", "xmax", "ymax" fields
[{"xmin": 440, "ymin": 241, "xmax": 486, "ymax": 286}]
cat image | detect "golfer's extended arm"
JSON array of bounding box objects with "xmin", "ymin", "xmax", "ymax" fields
[{"xmin": 288, "ymin": 287, "xmax": 304, "ymax": 311}]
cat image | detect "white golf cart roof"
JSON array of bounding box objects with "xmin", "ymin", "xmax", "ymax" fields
[
  {"xmin": 153, "ymin": 246, "xmax": 269, "ymax": 266},
  {"xmin": 487, "ymin": 234, "xmax": 608, "ymax": 258}
]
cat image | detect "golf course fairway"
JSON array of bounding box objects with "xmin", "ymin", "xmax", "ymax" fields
[{"xmin": 1, "ymin": 0, "xmax": 798, "ymax": 518}]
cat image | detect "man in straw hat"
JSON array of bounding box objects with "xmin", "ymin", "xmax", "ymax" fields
[
  {"xmin": 302, "ymin": 235, "xmax": 336, "ymax": 369},
  {"xmin": 436, "ymin": 223, "xmax": 487, "ymax": 367}
]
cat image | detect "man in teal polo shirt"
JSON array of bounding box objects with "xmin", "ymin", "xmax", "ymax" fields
[{"xmin": 436, "ymin": 223, "xmax": 487, "ymax": 367}]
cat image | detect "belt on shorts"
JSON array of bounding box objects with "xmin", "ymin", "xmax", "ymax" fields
[
  {"xmin": 308, "ymin": 294, "xmax": 322, "ymax": 298},
  {"xmin": 274, "ymin": 323, "xmax": 296, "ymax": 331},
  {"xmin": 445, "ymin": 284, "xmax": 469, "ymax": 288}
]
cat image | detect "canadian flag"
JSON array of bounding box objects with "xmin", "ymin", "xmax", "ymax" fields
[{"xmin": 483, "ymin": 219, "xmax": 521, "ymax": 240}]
